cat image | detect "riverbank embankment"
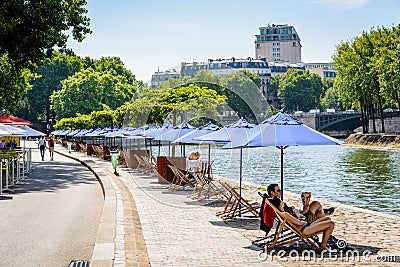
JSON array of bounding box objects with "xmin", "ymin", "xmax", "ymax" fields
[{"xmin": 346, "ymin": 133, "xmax": 400, "ymax": 148}]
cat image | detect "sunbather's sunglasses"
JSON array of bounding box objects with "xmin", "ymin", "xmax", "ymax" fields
[{"xmin": 276, "ymin": 189, "xmax": 281, "ymax": 192}]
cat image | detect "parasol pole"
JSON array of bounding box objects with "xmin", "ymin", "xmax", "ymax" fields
[
  {"xmin": 278, "ymin": 146, "xmax": 288, "ymax": 201},
  {"xmin": 239, "ymin": 147, "xmax": 243, "ymax": 217},
  {"xmin": 280, "ymin": 146, "xmax": 284, "ymax": 201}
]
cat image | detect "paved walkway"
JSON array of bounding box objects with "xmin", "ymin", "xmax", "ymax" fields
[
  {"xmin": 0, "ymin": 144, "xmax": 103, "ymax": 266},
  {"xmin": 56, "ymin": 144, "xmax": 274, "ymax": 266},
  {"xmin": 55, "ymin": 144, "xmax": 400, "ymax": 266}
]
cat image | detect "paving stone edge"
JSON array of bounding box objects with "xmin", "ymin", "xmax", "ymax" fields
[{"xmin": 56, "ymin": 150, "xmax": 116, "ymax": 267}]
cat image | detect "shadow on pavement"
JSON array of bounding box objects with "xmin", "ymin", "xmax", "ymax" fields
[{"xmin": 6, "ymin": 161, "xmax": 98, "ymax": 195}]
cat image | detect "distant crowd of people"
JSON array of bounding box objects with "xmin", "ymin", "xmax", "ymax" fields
[{"xmin": 0, "ymin": 139, "xmax": 18, "ymax": 149}]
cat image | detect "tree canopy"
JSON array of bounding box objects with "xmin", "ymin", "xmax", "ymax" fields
[
  {"xmin": 157, "ymin": 69, "xmax": 264, "ymax": 122},
  {"xmin": 0, "ymin": 54, "xmax": 33, "ymax": 113},
  {"xmin": 124, "ymin": 85, "xmax": 227, "ymax": 126},
  {"xmin": 277, "ymin": 69, "xmax": 323, "ymax": 113},
  {"xmin": 17, "ymin": 51, "xmax": 83, "ymax": 122},
  {"xmin": 333, "ymin": 24, "xmax": 400, "ymax": 132},
  {"xmin": 51, "ymin": 57, "xmax": 137, "ymax": 120},
  {"xmin": 0, "ymin": 0, "xmax": 91, "ymax": 70}
]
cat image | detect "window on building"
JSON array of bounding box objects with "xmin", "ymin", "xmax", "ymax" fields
[
  {"xmin": 256, "ymin": 43, "xmax": 260, "ymax": 48},
  {"xmin": 293, "ymin": 42, "xmax": 296, "ymax": 47}
]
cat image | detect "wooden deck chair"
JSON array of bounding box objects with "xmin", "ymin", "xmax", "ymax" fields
[
  {"xmin": 133, "ymin": 154, "xmax": 147, "ymax": 173},
  {"xmin": 190, "ymin": 172, "xmax": 207, "ymax": 199},
  {"xmin": 93, "ymin": 145, "xmax": 103, "ymax": 158},
  {"xmin": 195, "ymin": 173, "xmax": 228, "ymax": 200},
  {"xmin": 200, "ymin": 160, "xmax": 214, "ymax": 179},
  {"xmin": 168, "ymin": 164, "xmax": 196, "ymax": 191},
  {"xmin": 261, "ymin": 198, "xmax": 323, "ymax": 250},
  {"xmin": 118, "ymin": 150, "xmax": 128, "ymax": 168},
  {"xmin": 216, "ymin": 181, "xmax": 259, "ymax": 219},
  {"xmin": 140, "ymin": 155, "xmax": 158, "ymax": 176},
  {"xmin": 79, "ymin": 143, "xmax": 87, "ymax": 153},
  {"xmin": 215, "ymin": 181, "xmax": 238, "ymax": 217}
]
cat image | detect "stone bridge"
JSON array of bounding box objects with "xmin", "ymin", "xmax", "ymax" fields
[{"xmin": 292, "ymin": 111, "xmax": 362, "ymax": 132}]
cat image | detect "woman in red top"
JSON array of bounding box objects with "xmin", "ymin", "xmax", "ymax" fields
[{"xmin": 48, "ymin": 135, "xmax": 55, "ymax": 160}]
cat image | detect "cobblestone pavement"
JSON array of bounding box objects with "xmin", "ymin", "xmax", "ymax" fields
[
  {"xmin": 119, "ymin": 169, "xmax": 276, "ymax": 266},
  {"xmin": 227, "ymin": 188, "xmax": 400, "ymax": 266},
  {"xmin": 58, "ymin": 145, "xmax": 400, "ymax": 266}
]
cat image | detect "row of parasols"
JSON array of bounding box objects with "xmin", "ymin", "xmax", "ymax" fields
[
  {"xmin": 52, "ymin": 112, "xmax": 344, "ymax": 200},
  {"xmin": 0, "ymin": 124, "xmax": 45, "ymax": 137}
]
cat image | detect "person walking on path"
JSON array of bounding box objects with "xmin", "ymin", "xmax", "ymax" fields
[
  {"xmin": 48, "ymin": 135, "xmax": 55, "ymax": 161},
  {"xmin": 38, "ymin": 136, "xmax": 46, "ymax": 161}
]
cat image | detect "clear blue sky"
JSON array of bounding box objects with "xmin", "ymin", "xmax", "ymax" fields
[{"xmin": 67, "ymin": 0, "xmax": 400, "ymax": 83}]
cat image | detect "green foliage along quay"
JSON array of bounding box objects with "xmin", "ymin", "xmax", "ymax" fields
[
  {"xmin": 51, "ymin": 57, "xmax": 137, "ymax": 121},
  {"xmin": 333, "ymin": 24, "xmax": 400, "ymax": 133},
  {"xmin": 277, "ymin": 69, "xmax": 324, "ymax": 113},
  {"xmin": 158, "ymin": 70, "xmax": 264, "ymax": 122},
  {"xmin": 17, "ymin": 51, "xmax": 84, "ymax": 122},
  {"xmin": 124, "ymin": 84, "xmax": 227, "ymax": 127}
]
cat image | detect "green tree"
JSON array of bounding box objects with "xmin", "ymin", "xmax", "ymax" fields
[
  {"xmin": 125, "ymin": 85, "xmax": 226, "ymax": 126},
  {"xmin": 266, "ymin": 74, "xmax": 282, "ymax": 109},
  {"xmin": 220, "ymin": 70, "xmax": 263, "ymax": 122},
  {"xmin": 51, "ymin": 57, "xmax": 136, "ymax": 120},
  {"xmin": 320, "ymin": 86, "xmax": 344, "ymax": 111},
  {"xmin": 0, "ymin": 0, "xmax": 91, "ymax": 70},
  {"xmin": 333, "ymin": 25, "xmax": 400, "ymax": 133},
  {"xmin": 0, "ymin": 54, "xmax": 33, "ymax": 113},
  {"xmin": 277, "ymin": 69, "xmax": 323, "ymax": 112},
  {"xmin": 17, "ymin": 51, "xmax": 83, "ymax": 122},
  {"xmin": 158, "ymin": 70, "xmax": 264, "ymax": 122},
  {"xmin": 89, "ymin": 106, "xmax": 115, "ymax": 128}
]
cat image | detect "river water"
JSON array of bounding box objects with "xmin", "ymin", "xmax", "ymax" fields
[{"xmin": 153, "ymin": 143, "xmax": 400, "ymax": 216}]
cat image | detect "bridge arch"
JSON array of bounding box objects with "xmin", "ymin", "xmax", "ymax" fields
[{"xmin": 317, "ymin": 112, "xmax": 362, "ymax": 131}]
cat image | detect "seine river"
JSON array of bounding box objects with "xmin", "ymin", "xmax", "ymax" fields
[{"xmin": 152, "ymin": 143, "xmax": 400, "ymax": 216}]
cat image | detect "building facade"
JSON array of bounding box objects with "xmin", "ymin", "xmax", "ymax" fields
[
  {"xmin": 255, "ymin": 24, "xmax": 302, "ymax": 63},
  {"xmin": 305, "ymin": 62, "xmax": 336, "ymax": 79},
  {"xmin": 150, "ymin": 68, "xmax": 180, "ymax": 88}
]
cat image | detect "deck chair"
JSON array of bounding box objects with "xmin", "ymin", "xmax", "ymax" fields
[
  {"xmin": 200, "ymin": 160, "xmax": 214, "ymax": 179},
  {"xmin": 194, "ymin": 173, "xmax": 228, "ymax": 200},
  {"xmin": 140, "ymin": 155, "xmax": 158, "ymax": 176},
  {"xmin": 168, "ymin": 164, "xmax": 197, "ymax": 191},
  {"xmin": 133, "ymin": 154, "xmax": 147, "ymax": 173},
  {"xmin": 256, "ymin": 196, "xmax": 323, "ymax": 251},
  {"xmin": 216, "ymin": 181, "xmax": 259, "ymax": 219},
  {"xmin": 118, "ymin": 150, "xmax": 128, "ymax": 168},
  {"xmin": 79, "ymin": 143, "xmax": 87, "ymax": 153}
]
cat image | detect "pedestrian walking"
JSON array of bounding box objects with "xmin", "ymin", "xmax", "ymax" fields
[
  {"xmin": 38, "ymin": 136, "xmax": 46, "ymax": 160},
  {"xmin": 48, "ymin": 135, "xmax": 55, "ymax": 161}
]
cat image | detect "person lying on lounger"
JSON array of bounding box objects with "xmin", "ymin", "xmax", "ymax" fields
[
  {"xmin": 269, "ymin": 196, "xmax": 335, "ymax": 251},
  {"xmin": 267, "ymin": 184, "xmax": 334, "ymax": 224}
]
